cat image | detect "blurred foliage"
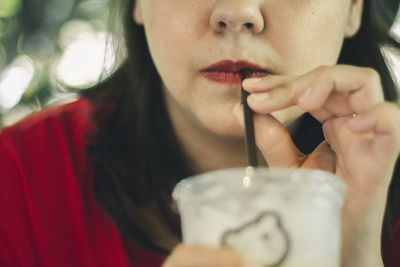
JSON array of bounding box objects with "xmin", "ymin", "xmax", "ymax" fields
[{"xmin": 0, "ymin": 0, "xmax": 112, "ymax": 127}]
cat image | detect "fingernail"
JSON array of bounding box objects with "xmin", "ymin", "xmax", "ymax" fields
[
  {"xmin": 298, "ymin": 87, "xmax": 313, "ymax": 103},
  {"xmin": 243, "ymin": 78, "xmax": 262, "ymax": 88},
  {"xmin": 245, "ymin": 78, "xmax": 262, "ymax": 84},
  {"xmin": 251, "ymin": 92, "xmax": 269, "ymax": 101}
]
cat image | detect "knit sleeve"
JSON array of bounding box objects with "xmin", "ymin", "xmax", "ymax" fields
[{"xmin": 0, "ymin": 129, "xmax": 40, "ymax": 266}]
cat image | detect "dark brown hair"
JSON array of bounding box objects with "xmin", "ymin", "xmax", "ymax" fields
[{"xmin": 84, "ymin": 0, "xmax": 400, "ymax": 259}]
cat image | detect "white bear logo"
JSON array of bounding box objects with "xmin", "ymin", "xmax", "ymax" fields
[{"xmin": 221, "ymin": 211, "xmax": 290, "ymax": 267}]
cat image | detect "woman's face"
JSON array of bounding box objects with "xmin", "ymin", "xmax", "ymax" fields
[{"xmin": 134, "ymin": 0, "xmax": 363, "ymax": 137}]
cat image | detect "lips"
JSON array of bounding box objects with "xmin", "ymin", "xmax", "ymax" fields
[{"xmin": 201, "ymin": 60, "xmax": 269, "ymax": 84}]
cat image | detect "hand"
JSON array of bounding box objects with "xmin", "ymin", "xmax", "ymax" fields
[
  {"xmin": 234, "ymin": 65, "xmax": 400, "ymax": 266},
  {"xmin": 162, "ymin": 244, "xmax": 250, "ymax": 267}
]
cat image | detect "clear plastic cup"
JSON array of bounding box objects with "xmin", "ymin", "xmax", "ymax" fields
[{"xmin": 173, "ymin": 167, "xmax": 347, "ymax": 267}]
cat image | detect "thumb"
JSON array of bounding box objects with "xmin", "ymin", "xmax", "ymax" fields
[{"xmin": 234, "ymin": 104, "xmax": 304, "ymax": 168}]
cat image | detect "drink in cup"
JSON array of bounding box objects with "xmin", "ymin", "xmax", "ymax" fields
[{"xmin": 172, "ymin": 167, "xmax": 346, "ymax": 267}]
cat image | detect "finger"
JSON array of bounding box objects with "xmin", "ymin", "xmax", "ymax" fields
[
  {"xmin": 308, "ymin": 91, "xmax": 353, "ymax": 122},
  {"xmin": 322, "ymin": 114, "xmax": 370, "ymax": 162},
  {"xmin": 301, "ymin": 141, "xmax": 336, "ymax": 172},
  {"xmin": 323, "ymin": 103, "xmax": 400, "ymax": 181},
  {"xmin": 247, "ymin": 83, "xmax": 302, "ymax": 114},
  {"xmin": 242, "ymin": 75, "xmax": 294, "ymax": 93},
  {"xmin": 163, "ymin": 244, "xmax": 243, "ymax": 267},
  {"xmin": 347, "ymin": 103, "xmax": 400, "ymax": 135},
  {"xmin": 246, "ymin": 65, "xmax": 384, "ymax": 117},
  {"xmin": 347, "ymin": 103, "xmax": 400, "ymax": 161},
  {"xmin": 234, "ymin": 104, "xmax": 305, "ymax": 167},
  {"xmin": 298, "ymin": 65, "xmax": 384, "ymax": 113},
  {"xmin": 245, "ymin": 71, "xmax": 312, "ymax": 114},
  {"xmin": 308, "ymin": 107, "xmax": 333, "ymax": 123}
]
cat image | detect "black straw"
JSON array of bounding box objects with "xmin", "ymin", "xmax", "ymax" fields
[{"xmin": 239, "ymin": 69, "xmax": 258, "ymax": 167}]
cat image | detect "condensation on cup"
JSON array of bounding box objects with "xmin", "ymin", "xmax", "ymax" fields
[{"xmin": 173, "ymin": 168, "xmax": 347, "ymax": 267}]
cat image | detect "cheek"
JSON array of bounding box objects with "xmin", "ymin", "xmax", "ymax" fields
[
  {"xmin": 141, "ymin": 3, "xmax": 204, "ymax": 89},
  {"xmin": 143, "ymin": 2, "xmax": 203, "ymax": 60},
  {"xmin": 266, "ymin": 1, "xmax": 349, "ymax": 73}
]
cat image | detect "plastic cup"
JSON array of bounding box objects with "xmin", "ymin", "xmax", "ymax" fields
[{"xmin": 172, "ymin": 167, "xmax": 346, "ymax": 267}]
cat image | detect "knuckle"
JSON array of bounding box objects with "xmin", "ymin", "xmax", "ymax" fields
[
  {"xmin": 363, "ymin": 67, "xmax": 381, "ymax": 85},
  {"xmin": 278, "ymin": 86, "xmax": 293, "ymax": 98},
  {"xmin": 313, "ymin": 65, "xmax": 333, "ymax": 84},
  {"xmin": 285, "ymin": 81, "xmax": 300, "ymax": 99},
  {"xmin": 315, "ymin": 65, "xmax": 331, "ymax": 74}
]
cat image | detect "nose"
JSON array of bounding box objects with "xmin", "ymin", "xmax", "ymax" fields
[{"xmin": 210, "ymin": 1, "xmax": 264, "ymax": 35}]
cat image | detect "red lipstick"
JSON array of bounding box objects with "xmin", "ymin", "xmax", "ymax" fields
[{"xmin": 201, "ymin": 60, "xmax": 268, "ymax": 84}]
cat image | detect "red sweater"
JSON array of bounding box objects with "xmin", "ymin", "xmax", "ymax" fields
[
  {"xmin": 0, "ymin": 99, "xmax": 164, "ymax": 267},
  {"xmin": 0, "ymin": 99, "xmax": 399, "ymax": 266}
]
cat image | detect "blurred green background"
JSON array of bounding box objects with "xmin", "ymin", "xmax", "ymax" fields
[
  {"xmin": 0, "ymin": 0, "xmax": 399, "ymax": 128},
  {"xmin": 0, "ymin": 0, "xmax": 117, "ymax": 128}
]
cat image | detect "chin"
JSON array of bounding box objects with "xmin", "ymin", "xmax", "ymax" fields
[
  {"xmin": 213, "ymin": 125, "xmax": 244, "ymax": 139},
  {"xmin": 201, "ymin": 115, "xmax": 245, "ymax": 139}
]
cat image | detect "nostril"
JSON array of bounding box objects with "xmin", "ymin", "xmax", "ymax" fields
[
  {"xmin": 244, "ymin": 23, "xmax": 253, "ymax": 29},
  {"xmin": 218, "ymin": 21, "xmax": 227, "ymax": 28}
]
